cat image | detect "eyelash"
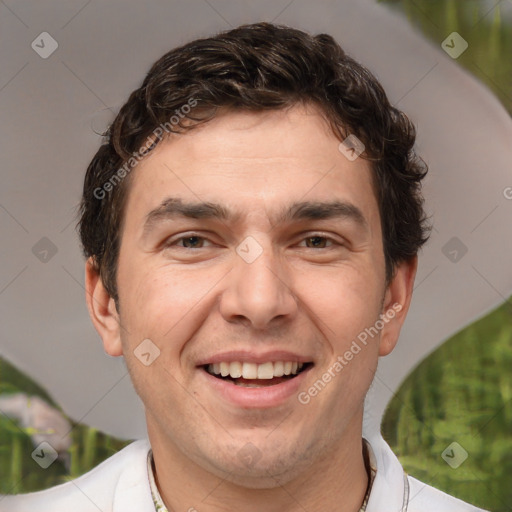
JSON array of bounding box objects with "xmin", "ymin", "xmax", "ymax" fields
[{"xmin": 164, "ymin": 233, "xmax": 342, "ymax": 250}]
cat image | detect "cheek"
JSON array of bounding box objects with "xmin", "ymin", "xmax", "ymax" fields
[
  {"xmin": 295, "ymin": 263, "xmax": 383, "ymax": 347},
  {"xmin": 118, "ymin": 263, "xmax": 224, "ymax": 352},
  {"xmin": 117, "ymin": 268, "xmax": 199, "ymax": 407}
]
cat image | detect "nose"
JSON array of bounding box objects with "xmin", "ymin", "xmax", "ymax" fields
[{"xmin": 218, "ymin": 237, "xmax": 298, "ymax": 330}]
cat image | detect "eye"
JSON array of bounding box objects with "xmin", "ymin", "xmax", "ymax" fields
[
  {"xmin": 162, "ymin": 233, "xmax": 342, "ymax": 251},
  {"xmin": 164, "ymin": 234, "xmax": 213, "ymax": 249},
  {"xmin": 297, "ymin": 235, "xmax": 339, "ymax": 249}
]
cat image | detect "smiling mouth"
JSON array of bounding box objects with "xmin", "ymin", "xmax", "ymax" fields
[{"xmin": 204, "ymin": 361, "xmax": 313, "ymax": 387}]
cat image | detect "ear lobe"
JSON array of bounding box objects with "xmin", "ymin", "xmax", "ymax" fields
[
  {"xmin": 84, "ymin": 258, "xmax": 123, "ymax": 357},
  {"xmin": 378, "ymin": 256, "xmax": 418, "ymax": 357}
]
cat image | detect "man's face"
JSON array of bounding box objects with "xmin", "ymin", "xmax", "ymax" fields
[{"xmin": 93, "ymin": 104, "xmax": 408, "ymax": 485}]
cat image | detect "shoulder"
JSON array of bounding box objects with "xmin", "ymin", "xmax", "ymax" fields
[
  {"xmin": 407, "ymin": 475, "xmax": 489, "ymax": 512},
  {"xmin": 0, "ymin": 439, "xmax": 152, "ymax": 512}
]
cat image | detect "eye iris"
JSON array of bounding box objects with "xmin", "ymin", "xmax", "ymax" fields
[
  {"xmin": 182, "ymin": 236, "xmax": 202, "ymax": 248},
  {"xmin": 307, "ymin": 236, "xmax": 327, "ymax": 248}
]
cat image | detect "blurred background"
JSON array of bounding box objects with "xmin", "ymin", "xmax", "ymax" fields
[{"xmin": 1, "ymin": 1, "xmax": 511, "ymax": 510}]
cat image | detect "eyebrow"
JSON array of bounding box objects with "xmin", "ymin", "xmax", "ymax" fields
[{"xmin": 142, "ymin": 197, "xmax": 368, "ymax": 237}]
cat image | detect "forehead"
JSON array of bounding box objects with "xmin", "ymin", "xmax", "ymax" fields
[{"xmin": 121, "ymin": 104, "xmax": 379, "ymax": 232}]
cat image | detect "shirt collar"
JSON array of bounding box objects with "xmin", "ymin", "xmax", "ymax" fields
[
  {"xmin": 361, "ymin": 438, "xmax": 378, "ymax": 510},
  {"xmin": 147, "ymin": 449, "xmax": 168, "ymax": 512}
]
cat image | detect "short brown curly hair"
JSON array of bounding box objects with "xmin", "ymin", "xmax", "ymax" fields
[{"xmin": 78, "ymin": 22, "xmax": 430, "ymax": 306}]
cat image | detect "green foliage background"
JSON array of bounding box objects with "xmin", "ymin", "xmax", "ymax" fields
[
  {"xmin": 0, "ymin": 1, "xmax": 511, "ymax": 510},
  {"xmin": 0, "ymin": 359, "xmax": 131, "ymax": 495},
  {"xmin": 382, "ymin": 301, "xmax": 512, "ymax": 511}
]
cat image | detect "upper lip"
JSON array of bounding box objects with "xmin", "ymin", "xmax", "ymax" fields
[{"xmin": 196, "ymin": 350, "xmax": 314, "ymax": 366}]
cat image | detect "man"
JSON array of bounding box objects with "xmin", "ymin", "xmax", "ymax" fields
[{"xmin": 1, "ymin": 22, "xmax": 487, "ymax": 512}]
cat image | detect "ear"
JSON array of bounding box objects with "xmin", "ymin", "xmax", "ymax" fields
[
  {"xmin": 378, "ymin": 255, "xmax": 418, "ymax": 357},
  {"xmin": 84, "ymin": 257, "xmax": 123, "ymax": 357}
]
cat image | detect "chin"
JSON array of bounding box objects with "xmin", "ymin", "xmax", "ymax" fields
[
  {"xmin": 221, "ymin": 461, "xmax": 306, "ymax": 490},
  {"xmin": 204, "ymin": 442, "xmax": 313, "ymax": 489}
]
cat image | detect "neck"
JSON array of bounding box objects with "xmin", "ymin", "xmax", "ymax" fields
[{"xmin": 148, "ymin": 416, "xmax": 369, "ymax": 512}]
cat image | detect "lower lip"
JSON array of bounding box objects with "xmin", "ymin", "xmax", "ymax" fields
[{"xmin": 199, "ymin": 366, "xmax": 312, "ymax": 408}]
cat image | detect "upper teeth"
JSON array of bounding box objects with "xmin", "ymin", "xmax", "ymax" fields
[{"xmin": 208, "ymin": 361, "xmax": 304, "ymax": 379}]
